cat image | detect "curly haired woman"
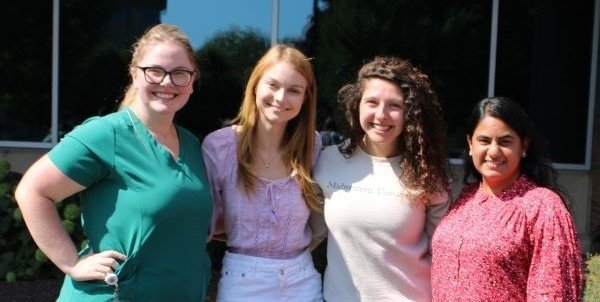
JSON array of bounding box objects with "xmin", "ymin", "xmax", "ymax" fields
[{"xmin": 313, "ymin": 56, "xmax": 450, "ymax": 302}]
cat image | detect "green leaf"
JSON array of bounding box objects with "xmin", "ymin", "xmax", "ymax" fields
[
  {"xmin": 6, "ymin": 271, "xmax": 16, "ymax": 282},
  {"xmin": 0, "ymin": 160, "xmax": 10, "ymax": 181},
  {"xmin": 63, "ymin": 203, "xmax": 81, "ymax": 221},
  {"xmin": 12, "ymin": 208, "xmax": 22, "ymax": 222},
  {"xmin": 0, "ymin": 183, "xmax": 11, "ymax": 197},
  {"xmin": 34, "ymin": 249, "xmax": 48, "ymax": 263},
  {"xmin": 62, "ymin": 220, "xmax": 76, "ymax": 234}
]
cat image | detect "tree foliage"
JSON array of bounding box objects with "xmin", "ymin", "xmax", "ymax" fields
[
  {"xmin": 306, "ymin": 0, "xmax": 490, "ymax": 153},
  {"xmin": 179, "ymin": 28, "xmax": 270, "ymax": 138}
]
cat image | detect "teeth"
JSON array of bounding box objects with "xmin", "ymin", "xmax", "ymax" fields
[
  {"xmin": 372, "ymin": 123, "xmax": 390, "ymax": 131},
  {"xmin": 154, "ymin": 92, "xmax": 175, "ymax": 99}
]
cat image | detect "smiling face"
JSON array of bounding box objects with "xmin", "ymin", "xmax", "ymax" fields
[
  {"xmin": 359, "ymin": 78, "xmax": 405, "ymax": 157},
  {"xmin": 255, "ymin": 62, "xmax": 307, "ymax": 127},
  {"xmin": 131, "ymin": 41, "xmax": 195, "ymax": 115},
  {"xmin": 468, "ymin": 115, "xmax": 528, "ymax": 193}
]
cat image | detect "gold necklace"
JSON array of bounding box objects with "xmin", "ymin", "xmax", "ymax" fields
[{"xmin": 258, "ymin": 149, "xmax": 282, "ymax": 169}]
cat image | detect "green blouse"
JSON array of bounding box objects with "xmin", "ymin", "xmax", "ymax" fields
[{"xmin": 49, "ymin": 109, "xmax": 212, "ymax": 301}]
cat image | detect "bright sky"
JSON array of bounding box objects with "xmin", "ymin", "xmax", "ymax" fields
[{"xmin": 161, "ymin": 0, "xmax": 313, "ymax": 50}]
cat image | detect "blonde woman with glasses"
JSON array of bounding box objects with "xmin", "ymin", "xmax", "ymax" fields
[{"xmin": 15, "ymin": 24, "xmax": 213, "ymax": 301}]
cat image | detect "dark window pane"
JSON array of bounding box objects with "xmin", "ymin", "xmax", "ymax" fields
[
  {"xmin": 58, "ymin": 1, "xmax": 165, "ymax": 135},
  {"xmin": 306, "ymin": 1, "xmax": 490, "ymax": 157},
  {"xmin": 495, "ymin": 0, "xmax": 595, "ymax": 164},
  {"xmin": 0, "ymin": 2, "xmax": 53, "ymax": 141}
]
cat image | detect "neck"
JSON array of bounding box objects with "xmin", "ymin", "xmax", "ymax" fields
[
  {"xmin": 481, "ymin": 173, "xmax": 521, "ymax": 195},
  {"xmin": 129, "ymin": 101, "xmax": 174, "ymax": 134},
  {"xmin": 361, "ymin": 136, "xmax": 400, "ymax": 158},
  {"xmin": 255, "ymin": 121, "xmax": 286, "ymax": 153}
]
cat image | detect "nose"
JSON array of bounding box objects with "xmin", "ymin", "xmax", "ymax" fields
[
  {"xmin": 274, "ymin": 88, "xmax": 285, "ymax": 103},
  {"xmin": 375, "ymin": 104, "xmax": 387, "ymax": 120},
  {"xmin": 487, "ymin": 143, "xmax": 501, "ymax": 157},
  {"xmin": 160, "ymin": 73, "xmax": 174, "ymax": 86}
]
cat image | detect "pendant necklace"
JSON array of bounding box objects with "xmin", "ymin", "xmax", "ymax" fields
[{"xmin": 258, "ymin": 149, "xmax": 282, "ymax": 169}]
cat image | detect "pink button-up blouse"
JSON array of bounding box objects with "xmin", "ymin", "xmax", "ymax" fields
[{"xmin": 431, "ymin": 175, "xmax": 584, "ymax": 301}]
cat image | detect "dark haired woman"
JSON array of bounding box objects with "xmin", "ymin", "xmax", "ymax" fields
[
  {"xmin": 314, "ymin": 56, "xmax": 450, "ymax": 301},
  {"xmin": 431, "ymin": 97, "xmax": 584, "ymax": 301}
]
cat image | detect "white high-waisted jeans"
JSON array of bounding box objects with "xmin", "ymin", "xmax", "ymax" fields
[{"xmin": 216, "ymin": 250, "xmax": 323, "ymax": 302}]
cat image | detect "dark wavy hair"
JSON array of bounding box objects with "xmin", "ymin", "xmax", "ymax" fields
[
  {"xmin": 463, "ymin": 97, "xmax": 570, "ymax": 209},
  {"xmin": 337, "ymin": 56, "xmax": 449, "ymax": 201}
]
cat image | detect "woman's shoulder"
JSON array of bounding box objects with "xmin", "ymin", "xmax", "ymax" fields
[
  {"xmin": 519, "ymin": 184, "xmax": 566, "ymax": 213},
  {"xmin": 64, "ymin": 111, "xmax": 128, "ymax": 142},
  {"xmin": 451, "ymin": 183, "xmax": 480, "ymax": 207},
  {"xmin": 203, "ymin": 126, "xmax": 235, "ymax": 142},
  {"xmin": 318, "ymin": 144, "xmax": 344, "ymax": 160},
  {"xmin": 202, "ymin": 126, "xmax": 236, "ymax": 156}
]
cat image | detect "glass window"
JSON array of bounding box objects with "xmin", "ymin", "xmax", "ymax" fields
[
  {"xmin": 0, "ymin": 2, "xmax": 53, "ymax": 142},
  {"xmin": 58, "ymin": 1, "xmax": 164, "ymax": 137},
  {"xmin": 305, "ymin": 1, "xmax": 491, "ymax": 156},
  {"xmin": 495, "ymin": 0, "xmax": 596, "ymax": 164},
  {"xmin": 2, "ymin": 0, "xmax": 596, "ymax": 168}
]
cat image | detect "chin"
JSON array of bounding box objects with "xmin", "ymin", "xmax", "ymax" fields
[{"xmin": 367, "ymin": 135, "xmax": 394, "ymax": 144}]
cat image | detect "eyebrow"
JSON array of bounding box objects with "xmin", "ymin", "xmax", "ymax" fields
[
  {"xmin": 144, "ymin": 64, "xmax": 194, "ymax": 71},
  {"xmin": 476, "ymin": 134, "xmax": 515, "ymax": 140},
  {"xmin": 264, "ymin": 77, "xmax": 306, "ymax": 89}
]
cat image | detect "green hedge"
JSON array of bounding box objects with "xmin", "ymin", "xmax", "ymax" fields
[
  {"xmin": 586, "ymin": 253, "xmax": 600, "ymax": 301},
  {"xmin": 0, "ymin": 159, "xmax": 85, "ymax": 281}
]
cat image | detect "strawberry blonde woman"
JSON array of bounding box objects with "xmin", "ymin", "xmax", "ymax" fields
[
  {"xmin": 202, "ymin": 44, "xmax": 324, "ymax": 302},
  {"xmin": 431, "ymin": 97, "xmax": 584, "ymax": 301}
]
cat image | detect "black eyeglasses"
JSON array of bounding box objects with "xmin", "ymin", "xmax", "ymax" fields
[{"xmin": 137, "ymin": 66, "xmax": 195, "ymax": 87}]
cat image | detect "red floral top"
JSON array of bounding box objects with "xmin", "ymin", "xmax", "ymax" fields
[{"xmin": 431, "ymin": 176, "xmax": 584, "ymax": 301}]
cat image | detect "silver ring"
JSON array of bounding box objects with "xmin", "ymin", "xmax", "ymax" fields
[{"xmin": 104, "ymin": 272, "xmax": 118, "ymax": 285}]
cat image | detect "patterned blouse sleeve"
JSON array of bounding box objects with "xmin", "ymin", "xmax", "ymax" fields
[{"xmin": 526, "ymin": 189, "xmax": 584, "ymax": 301}]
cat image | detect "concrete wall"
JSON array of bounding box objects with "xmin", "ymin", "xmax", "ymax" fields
[{"xmin": 0, "ymin": 148, "xmax": 45, "ymax": 174}]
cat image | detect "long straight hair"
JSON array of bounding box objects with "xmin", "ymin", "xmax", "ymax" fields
[{"xmin": 229, "ymin": 44, "xmax": 322, "ymax": 212}]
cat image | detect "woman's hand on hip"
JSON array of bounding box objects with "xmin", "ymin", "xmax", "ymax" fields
[{"xmin": 67, "ymin": 250, "xmax": 127, "ymax": 282}]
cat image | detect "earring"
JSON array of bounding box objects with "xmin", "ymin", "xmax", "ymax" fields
[
  {"xmin": 468, "ymin": 149, "xmax": 472, "ymax": 156},
  {"xmin": 521, "ymin": 151, "xmax": 527, "ymax": 158}
]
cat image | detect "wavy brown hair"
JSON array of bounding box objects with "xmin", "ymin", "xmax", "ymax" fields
[
  {"xmin": 119, "ymin": 23, "xmax": 198, "ymax": 109},
  {"xmin": 228, "ymin": 44, "xmax": 322, "ymax": 212},
  {"xmin": 338, "ymin": 56, "xmax": 449, "ymax": 202}
]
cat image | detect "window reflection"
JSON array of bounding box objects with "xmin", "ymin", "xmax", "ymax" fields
[
  {"xmin": 0, "ymin": 2, "xmax": 53, "ymax": 141},
  {"xmin": 496, "ymin": 0, "xmax": 595, "ymax": 164},
  {"xmin": 2, "ymin": 0, "xmax": 596, "ymax": 166}
]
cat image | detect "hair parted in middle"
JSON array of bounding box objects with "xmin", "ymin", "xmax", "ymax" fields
[
  {"xmin": 337, "ymin": 56, "xmax": 449, "ymax": 201},
  {"xmin": 228, "ymin": 44, "xmax": 322, "ymax": 212}
]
